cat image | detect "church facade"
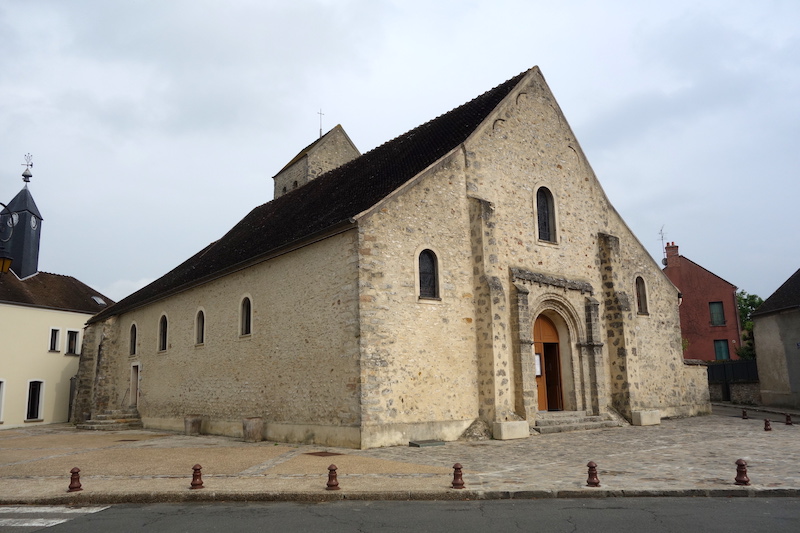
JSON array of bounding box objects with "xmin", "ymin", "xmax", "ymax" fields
[{"xmin": 73, "ymin": 67, "xmax": 710, "ymax": 448}]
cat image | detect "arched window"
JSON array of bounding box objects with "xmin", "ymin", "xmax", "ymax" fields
[
  {"xmin": 240, "ymin": 297, "xmax": 252, "ymax": 336},
  {"xmin": 196, "ymin": 310, "xmax": 205, "ymax": 345},
  {"xmin": 537, "ymin": 187, "xmax": 556, "ymax": 242},
  {"xmin": 129, "ymin": 324, "xmax": 137, "ymax": 355},
  {"xmin": 635, "ymin": 277, "xmax": 649, "ymax": 315},
  {"xmin": 158, "ymin": 315, "xmax": 168, "ymax": 351},
  {"xmin": 418, "ymin": 249, "xmax": 439, "ymax": 299}
]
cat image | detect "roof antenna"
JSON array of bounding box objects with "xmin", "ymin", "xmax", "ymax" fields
[
  {"xmin": 317, "ymin": 109, "xmax": 324, "ymax": 139},
  {"xmin": 659, "ymin": 225, "xmax": 667, "ymax": 264},
  {"xmin": 21, "ymin": 153, "xmax": 33, "ymax": 183}
]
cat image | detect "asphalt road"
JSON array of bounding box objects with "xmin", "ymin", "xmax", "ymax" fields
[{"xmin": 4, "ymin": 498, "xmax": 798, "ymax": 532}]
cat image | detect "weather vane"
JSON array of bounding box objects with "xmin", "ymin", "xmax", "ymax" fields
[{"xmin": 22, "ymin": 153, "xmax": 33, "ymax": 183}]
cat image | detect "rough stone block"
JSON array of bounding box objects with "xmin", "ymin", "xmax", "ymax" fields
[
  {"xmin": 632, "ymin": 410, "xmax": 661, "ymax": 426},
  {"xmin": 493, "ymin": 421, "xmax": 530, "ymax": 440}
]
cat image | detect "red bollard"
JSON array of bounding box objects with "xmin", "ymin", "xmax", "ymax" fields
[
  {"xmin": 764, "ymin": 419, "xmax": 772, "ymax": 431},
  {"xmin": 586, "ymin": 461, "xmax": 601, "ymax": 487},
  {"xmin": 67, "ymin": 467, "xmax": 83, "ymax": 492},
  {"xmin": 326, "ymin": 464, "xmax": 340, "ymax": 490},
  {"xmin": 451, "ymin": 463, "xmax": 465, "ymax": 489},
  {"xmin": 190, "ymin": 464, "xmax": 204, "ymax": 489},
  {"xmin": 742, "ymin": 410, "xmax": 748, "ymax": 419},
  {"xmin": 786, "ymin": 414, "xmax": 793, "ymax": 426},
  {"xmin": 734, "ymin": 459, "xmax": 750, "ymax": 486}
]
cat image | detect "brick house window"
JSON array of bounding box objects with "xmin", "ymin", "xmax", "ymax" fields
[
  {"xmin": 418, "ymin": 249, "xmax": 439, "ymax": 299},
  {"xmin": 537, "ymin": 187, "xmax": 556, "ymax": 242},
  {"xmin": 714, "ymin": 339, "xmax": 730, "ymax": 360},
  {"xmin": 709, "ymin": 302, "xmax": 725, "ymax": 326}
]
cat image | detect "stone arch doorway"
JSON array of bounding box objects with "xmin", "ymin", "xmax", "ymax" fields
[{"xmin": 534, "ymin": 315, "xmax": 563, "ymax": 411}]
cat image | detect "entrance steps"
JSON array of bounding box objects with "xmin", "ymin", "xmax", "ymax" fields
[
  {"xmin": 76, "ymin": 408, "xmax": 143, "ymax": 431},
  {"xmin": 533, "ymin": 410, "xmax": 622, "ymax": 434}
]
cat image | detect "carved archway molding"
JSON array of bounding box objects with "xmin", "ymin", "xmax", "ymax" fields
[{"xmin": 510, "ymin": 268, "xmax": 599, "ymax": 420}]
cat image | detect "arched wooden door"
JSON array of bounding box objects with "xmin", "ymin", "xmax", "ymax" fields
[{"xmin": 533, "ymin": 315, "xmax": 563, "ymax": 411}]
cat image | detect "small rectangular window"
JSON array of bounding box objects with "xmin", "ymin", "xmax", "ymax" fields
[
  {"xmin": 26, "ymin": 381, "xmax": 43, "ymax": 420},
  {"xmin": 714, "ymin": 340, "xmax": 730, "ymax": 360},
  {"xmin": 66, "ymin": 330, "xmax": 80, "ymax": 355},
  {"xmin": 709, "ymin": 302, "xmax": 725, "ymax": 326},
  {"xmin": 49, "ymin": 329, "xmax": 60, "ymax": 352}
]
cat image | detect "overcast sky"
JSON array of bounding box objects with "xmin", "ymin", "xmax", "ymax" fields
[{"xmin": 1, "ymin": 0, "xmax": 797, "ymax": 302}]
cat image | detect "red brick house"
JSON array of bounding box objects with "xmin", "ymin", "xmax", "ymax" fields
[{"xmin": 662, "ymin": 242, "xmax": 742, "ymax": 361}]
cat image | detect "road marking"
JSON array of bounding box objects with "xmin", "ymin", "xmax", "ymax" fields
[
  {"xmin": 0, "ymin": 518, "xmax": 70, "ymax": 526},
  {"xmin": 0, "ymin": 506, "xmax": 109, "ymax": 514}
]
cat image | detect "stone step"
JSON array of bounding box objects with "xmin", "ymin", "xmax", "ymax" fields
[
  {"xmin": 536, "ymin": 410, "xmax": 591, "ymax": 418},
  {"xmin": 535, "ymin": 420, "xmax": 621, "ymax": 434},
  {"xmin": 535, "ymin": 415, "xmax": 606, "ymax": 426},
  {"xmin": 76, "ymin": 421, "xmax": 144, "ymax": 431}
]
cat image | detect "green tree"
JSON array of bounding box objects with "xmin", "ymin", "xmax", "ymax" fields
[{"xmin": 736, "ymin": 290, "xmax": 763, "ymax": 359}]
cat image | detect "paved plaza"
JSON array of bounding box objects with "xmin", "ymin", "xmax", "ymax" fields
[{"xmin": 1, "ymin": 404, "xmax": 798, "ymax": 504}]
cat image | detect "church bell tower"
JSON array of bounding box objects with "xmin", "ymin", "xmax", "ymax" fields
[{"xmin": 3, "ymin": 156, "xmax": 43, "ymax": 278}]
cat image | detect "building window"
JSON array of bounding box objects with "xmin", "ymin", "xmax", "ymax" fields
[
  {"xmin": 536, "ymin": 187, "xmax": 556, "ymax": 242},
  {"xmin": 240, "ymin": 298, "xmax": 252, "ymax": 336},
  {"xmin": 709, "ymin": 302, "xmax": 726, "ymax": 326},
  {"xmin": 714, "ymin": 340, "xmax": 731, "ymax": 360},
  {"xmin": 49, "ymin": 329, "xmax": 60, "ymax": 352},
  {"xmin": 635, "ymin": 277, "xmax": 648, "ymax": 315},
  {"xmin": 418, "ymin": 249, "xmax": 439, "ymax": 299},
  {"xmin": 130, "ymin": 324, "xmax": 137, "ymax": 356},
  {"xmin": 159, "ymin": 315, "xmax": 168, "ymax": 351},
  {"xmin": 196, "ymin": 310, "xmax": 205, "ymax": 345},
  {"xmin": 26, "ymin": 381, "xmax": 43, "ymax": 420},
  {"xmin": 66, "ymin": 330, "xmax": 80, "ymax": 355}
]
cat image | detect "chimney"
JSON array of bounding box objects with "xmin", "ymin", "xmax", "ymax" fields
[{"xmin": 664, "ymin": 242, "xmax": 680, "ymax": 268}]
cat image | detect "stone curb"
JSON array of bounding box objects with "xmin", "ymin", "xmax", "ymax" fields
[{"xmin": 3, "ymin": 487, "xmax": 799, "ymax": 506}]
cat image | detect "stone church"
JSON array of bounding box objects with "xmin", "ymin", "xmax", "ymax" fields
[{"xmin": 73, "ymin": 66, "xmax": 710, "ymax": 448}]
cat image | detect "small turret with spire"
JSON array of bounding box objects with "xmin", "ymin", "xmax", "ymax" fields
[{"xmin": 4, "ymin": 154, "xmax": 43, "ymax": 278}]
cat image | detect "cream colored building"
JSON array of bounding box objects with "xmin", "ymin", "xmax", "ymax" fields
[
  {"xmin": 1, "ymin": 169, "xmax": 111, "ymax": 428},
  {"xmin": 73, "ymin": 67, "xmax": 710, "ymax": 448}
]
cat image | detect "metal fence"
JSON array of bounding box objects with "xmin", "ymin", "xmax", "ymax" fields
[{"xmin": 707, "ymin": 359, "xmax": 759, "ymax": 384}]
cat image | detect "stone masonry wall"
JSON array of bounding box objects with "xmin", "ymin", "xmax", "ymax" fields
[
  {"xmin": 452, "ymin": 67, "xmax": 707, "ymax": 421},
  {"xmin": 96, "ymin": 230, "xmax": 362, "ymax": 447},
  {"xmin": 356, "ymin": 151, "xmax": 480, "ymax": 448}
]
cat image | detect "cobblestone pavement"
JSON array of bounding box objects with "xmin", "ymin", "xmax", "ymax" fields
[{"xmin": 0, "ymin": 404, "xmax": 798, "ymax": 504}]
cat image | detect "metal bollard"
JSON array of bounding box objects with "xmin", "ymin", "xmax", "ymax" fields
[
  {"xmin": 190, "ymin": 464, "xmax": 204, "ymax": 489},
  {"xmin": 765, "ymin": 419, "xmax": 772, "ymax": 431},
  {"xmin": 742, "ymin": 410, "xmax": 748, "ymax": 419},
  {"xmin": 326, "ymin": 464, "xmax": 340, "ymax": 490},
  {"xmin": 451, "ymin": 463, "xmax": 465, "ymax": 489},
  {"xmin": 586, "ymin": 461, "xmax": 601, "ymax": 487},
  {"xmin": 67, "ymin": 467, "xmax": 83, "ymax": 493},
  {"xmin": 734, "ymin": 459, "xmax": 750, "ymax": 486},
  {"xmin": 786, "ymin": 414, "xmax": 793, "ymax": 426}
]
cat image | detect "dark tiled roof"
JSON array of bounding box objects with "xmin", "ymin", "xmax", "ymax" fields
[
  {"xmin": 0, "ymin": 271, "xmax": 114, "ymax": 314},
  {"xmin": 90, "ymin": 68, "xmax": 530, "ymax": 323},
  {"xmin": 753, "ymin": 267, "xmax": 800, "ymax": 317}
]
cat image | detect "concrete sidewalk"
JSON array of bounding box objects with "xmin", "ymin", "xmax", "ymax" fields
[{"xmin": 1, "ymin": 404, "xmax": 799, "ymax": 504}]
